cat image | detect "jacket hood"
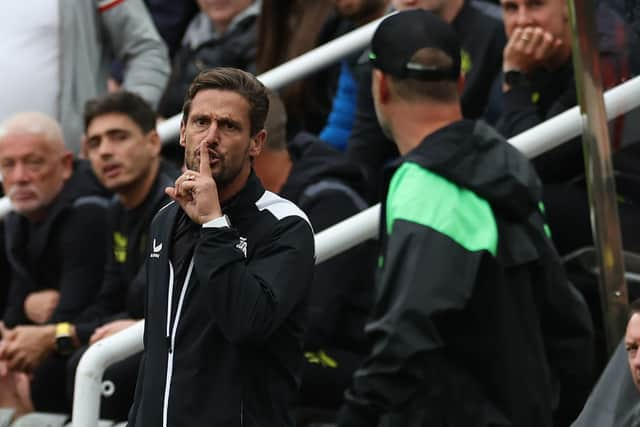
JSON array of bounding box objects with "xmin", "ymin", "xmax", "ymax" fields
[
  {"xmin": 281, "ymin": 131, "xmax": 368, "ymax": 202},
  {"xmin": 404, "ymin": 120, "xmax": 542, "ymax": 220}
]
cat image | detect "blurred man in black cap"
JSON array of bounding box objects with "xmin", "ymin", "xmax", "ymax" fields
[{"xmin": 336, "ymin": 9, "xmax": 594, "ymax": 427}]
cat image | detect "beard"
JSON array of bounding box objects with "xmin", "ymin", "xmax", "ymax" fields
[{"xmin": 185, "ymin": 143, "xmax": 250, "ymax": 190}]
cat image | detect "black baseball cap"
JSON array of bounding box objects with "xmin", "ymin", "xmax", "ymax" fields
[{"xmin": 369, "ymin": 9, "xmax": 461, "ymax": 81}]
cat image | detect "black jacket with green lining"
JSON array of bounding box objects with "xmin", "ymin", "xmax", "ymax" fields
[{"xmin": 338, "ymin": 120, "xmax": 594, "ymax": 427}]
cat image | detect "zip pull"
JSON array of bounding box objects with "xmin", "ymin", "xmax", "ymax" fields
[{"xmin": 166, "ymin": 335, "xmax": 172, "ymax": 353}]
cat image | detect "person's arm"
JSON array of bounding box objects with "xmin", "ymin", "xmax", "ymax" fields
[
  {"xmin": 496, "ymin": 26, "xmax": 567, "ymax": 139},
  {"xmin": 100, "ymin": 0, "xmax": 170, "ymax": 108},
  {"xmin": 195, "ymin": 216, "xmax": 315, "ymax": 344},
  {"xmin": 167, "ymin": 143, "xmax": 315, "ymax": 343},
  {"xmin": 2, "ymin": 277, "xmax": 30, "ymax": 328},
  {"xmin": 338, "ymin": 167, "xmax": 499, "ymax": 426},
  {"xmin": 529, "ymin": 212, "xmax": 594, "ymax": 421},
  {"xmin": 48, "ymin": 202, "xmax": 109, "ymax": 324}
]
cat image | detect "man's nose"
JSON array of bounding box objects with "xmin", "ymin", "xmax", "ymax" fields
[
  {"xmin": 633, "ymin": 351, "xmax": 640, "ymax": 368},
  {"xmin": 10, "ymin": 162, "xmax": 31, "ymax": 182},
  {"xmin": 203, "ymin": 122, "xmax": 220, "ymax": 143},
  {"xmin": 97, "ymin": 139, "xmax": 114, "ymax": 157},
  {"xmin": 515, "ymin": 6, "xmax": 533, "ymax": 27}
]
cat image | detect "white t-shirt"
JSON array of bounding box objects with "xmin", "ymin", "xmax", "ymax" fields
[{"xmin": 0, "ymin": 2, "xmax": 60, "ymax": 121}]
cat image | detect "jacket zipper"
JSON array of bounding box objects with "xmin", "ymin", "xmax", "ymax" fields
[{"xmin": 162, "ymin": 259, "xmax": 194, "ymax": 427}]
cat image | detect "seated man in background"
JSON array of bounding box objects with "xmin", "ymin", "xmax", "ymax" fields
[
  {"xmin": 253, "ymin": 93, "xmax": 376, "ymax": 418},
  {"xmin": 0, "ymin": 112, "xmax": 109, "ymax": 416},
  {"xmin": 63, "ymin": 91, "xmax": 174, "ymax": 421}
]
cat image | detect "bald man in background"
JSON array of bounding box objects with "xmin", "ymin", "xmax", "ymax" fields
[{"xmin": 0, "ymin": 112, "xmax": 108, "ymax": 416}]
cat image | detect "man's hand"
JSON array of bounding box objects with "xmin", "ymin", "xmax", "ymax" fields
[
  {"xmin": 0, "ymin": 325, "xmax": 56, "ymax": 372},
  {"xmin": 165, "ymin": 139, "xmax": 223, "ymax": 224},
  {"xmin": 89, "ymin": 319, "xmax": 138, "ymax": 344},
  {"xmin": 503, "ymin": 26, "xmax": 564, "ymax": 75},
  {"xmin": 24, "ymin": 290, "xmax": 60, "ymax": 324}
]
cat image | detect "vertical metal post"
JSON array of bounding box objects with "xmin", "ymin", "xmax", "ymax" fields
[{"xmin": 568, "ymin": 0, "xmax": 629, "ymax": 354}]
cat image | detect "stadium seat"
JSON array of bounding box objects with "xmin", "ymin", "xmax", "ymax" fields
[{"xmin": 10, "ymin": 413, "xmax": 68, "ymax": 427}]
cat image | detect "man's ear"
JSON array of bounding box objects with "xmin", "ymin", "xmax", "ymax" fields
[
  {"xmin": 61, "ymin": 152, "xmax": 74, "ymax": 181},
  {"xmin": 179, "ymin": 121, "xmax": 187, "ymax": 148},
  {"xmin": 148, "ymin": 130, "xmax": 162, "ymax": 156},
  {"xmin": 249, "ymin": 129, "xmax": 266, "ymax": 158},
  {"xmin": 372, "ymin": 69, "xmax": 392, "ymax": 105}
]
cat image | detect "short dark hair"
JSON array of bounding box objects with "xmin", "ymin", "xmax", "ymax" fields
[
  {"xmin": 181, "ymin": 67, "xmax": 270, "ymax": 137},
  {"xmin": 84, "ymin": 91, "xmax": 156, "ymax": 133},
  {"xmin": 389, "ymin": 48, "xmax": 459, "ymax": 103}
]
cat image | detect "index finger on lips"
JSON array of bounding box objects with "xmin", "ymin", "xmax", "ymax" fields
[{"xmin": 199, "ymin": 139, "xmax": 212, "ymax": 176}]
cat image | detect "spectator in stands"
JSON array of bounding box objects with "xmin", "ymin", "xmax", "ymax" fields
[
  {"xmin": 158, "ymin": 0, "xmax": 261, "ymax": 119},
  {"xmin": 0, "ymin": 1, "xmax": 170, "ymax": 154},
  {"xmin": 347, "ymin": 0, "xmax": 506, "ymax": 201},
  {"xmin": 256, "ymin": 0, "xmax": 335, "ymax": 136},
  {"xmin": 318, "ymin": 0, "xmax": 389, "ymax": 151},
  {"xmin": 626, "ymin": 299, "xmax": 640, "ymax": 393},
  {"xmin": 336, "ymin": 10, "xmax": 594, "ymax": 427},
  {"xmin": 127, "ymin": 68, "xmax": 315, "ymax": 427},
  {"xmin": 0, "ymin": 112, "xmax": 108, "ymax": 416},
  {"xmin": 254, "ymin": 94, "xmax": 375, "ymax": 417},
  {"xmin": 570, "ymin": 299, "xmax": 640, "ymax": 427},
  {"xmin": 495, "ymin": 0, "xmax": 634, "ymax": 183}
]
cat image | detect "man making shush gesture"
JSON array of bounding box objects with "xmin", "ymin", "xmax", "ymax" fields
[{"xmin": 127, "ymin": 67, "xmax": 316, "ymax": 427}]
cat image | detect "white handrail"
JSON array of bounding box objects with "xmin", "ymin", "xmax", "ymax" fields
[{"xmin": 71, "ymin": 321, "xmax": 145, "ymax": 426}]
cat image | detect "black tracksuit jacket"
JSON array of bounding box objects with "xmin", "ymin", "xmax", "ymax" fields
[{"xmin": 128, "ymin": 173, "xmax": 315, "ymax": 427}]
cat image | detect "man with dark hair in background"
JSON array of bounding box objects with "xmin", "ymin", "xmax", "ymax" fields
[
  {"xmin": 254, "ymin": 93, "xmax": 376, "ymax": 418},
  {"xmin": 128, "ymin": 68, "xmax": 315, "ymax": 427},
  {"xmin": 337, "ymin": 10, "xmax": 593, "ymax": 427},
  {"xmin": 62, "ymin": 91, "xmax": 174, "ymax": 421}
]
